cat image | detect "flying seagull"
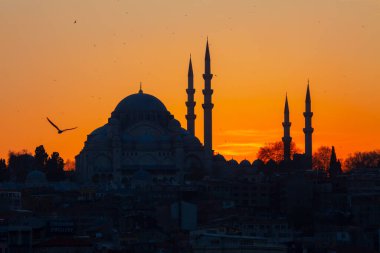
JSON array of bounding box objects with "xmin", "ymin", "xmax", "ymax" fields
[{"xmin": 47, "ymin": 117, "xmax": 77, "ymax": 134}]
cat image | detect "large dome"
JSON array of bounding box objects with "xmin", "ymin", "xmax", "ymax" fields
[{"xmin": 114, "ymin": 91, "xmax": 168, "ymax": 114}]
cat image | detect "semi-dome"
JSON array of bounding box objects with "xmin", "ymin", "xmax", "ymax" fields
[
  {"xmin": 114, "ymin": 91, "xmax": 168, "ymax": 113},
  {"xmin": 87, "ymin": 125, "xmax": 109, "ymax": 143},
  {"xmin": 90, "ymin": 125, "xmax": 108, "ymax": 136}
]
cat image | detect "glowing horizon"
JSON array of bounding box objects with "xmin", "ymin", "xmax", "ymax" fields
[{"xmin": 1, "ymin": 0, "xmax": 380, "ymax": 163}]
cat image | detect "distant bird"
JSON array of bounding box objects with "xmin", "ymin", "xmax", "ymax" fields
[{"xmin": 47, "ymin": 117, "xmax": 77, "ymax": 134}]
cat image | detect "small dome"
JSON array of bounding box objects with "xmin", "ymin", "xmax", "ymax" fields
[
  {"xmin": 252, "ymin": 159, "xmax": 265, "ymax": 169},
  {"xmin": 240, "ymin": 159, "xmax": 251, "ymax": 167},
  {"xmin": 26, "ymin": 170, "xmax": 47, "ymax": 186},
  {"xmin": 228, "ymin": 159, "xmax": 239, "ymax": 167},
  {"xmin": 214, "ymin": 154, "xmax": 226, "ymax": 163},
  {"xmin": 114, "ymin": 92, "xmax": 167, "ymax": 114}
]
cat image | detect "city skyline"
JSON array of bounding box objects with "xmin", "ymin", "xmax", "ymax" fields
[{"xmin": 1, "ymin": 0, "xmax": 380, "ymax": 162}]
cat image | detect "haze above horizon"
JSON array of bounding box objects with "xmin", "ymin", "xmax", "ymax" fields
[{"xmin": 1, "ymin": 0, "xmax": 380, "ymax": 162}]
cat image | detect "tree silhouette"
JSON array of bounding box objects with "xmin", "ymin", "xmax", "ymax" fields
[
  {"xmin": 344, "ymin": 150, "xmax": 380, "ymax": 170},
  {"xmin": 8, "ymin": 150, "xmax": 35, "ymax": 182},
  {"xmin": 46, "ymin": 152, "xmax": 65, "ymax": 181},
  {"xmin": 329, "ymin": 146, "xmax": 342, "ymax": 176},
  {"xmin": 3, "ymin": 146, "xmax": 68, "ymax": 182},
  {"xmin": 312, "ymin": 146, "xmax": 332, "ymax": 171},
  {"xmin": 0, "ymin": 159, "xmax": 6, "ymax": 168},
  {"xmin": 257, "ymin": 141, "xmax": 299, "ymax": 163},
  {"xmin": 34, "ymin": 145, "xmax": 48, "ymax": 172},
  {"xmin": 0, "ymin": 158, "xmax": 8, "ymax": 181}
]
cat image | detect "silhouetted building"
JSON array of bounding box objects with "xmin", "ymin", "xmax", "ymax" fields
[
  {"xmin": 4, "ymin": 39, "xmax": 380, "ymax": 253},
  {"xmin": 76, "ymin": 40, "xmax": 219, "ymax": 185},
  {"xmin": 75, "ymin": 87, "xmax": 206, "ymax": 185},
  {"xmin": 0, "ymin": 191, "xmax": 21, "ymax": 210}
]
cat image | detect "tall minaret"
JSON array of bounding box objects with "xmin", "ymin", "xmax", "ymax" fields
[
  {"xmin": 303, "ymin": 81, "xmax": 314, "ymax": 162},
  {"xmin": 186, "ymin": 55, "xmax": 196, "ymax": 135},
  {"xmin": 282, "ymin": 94, "xmax": 292, "ymax": 161},
  {"xmin": 202, "ymin": 39, "xmax": 214, "ymax": 156}
]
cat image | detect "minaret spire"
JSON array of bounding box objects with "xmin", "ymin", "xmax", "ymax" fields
[
  {"xmin": 282, "ymin": 93, "xmax": 292, "ymax": 161},
  {"xmin": 186, "ymin": 55, "xmax": 196, "ymax": 135},
  {"xmin": 303, "ymin": 81, "xmax": 314, "ymax": 167},
  {"xmin": 202, "ymin": 39, "xmax": 214, "ymax": 158},
  {"xmin": 188, "ymin": 54, "xmax": 194, "ymax": 77},
  {"xmin": 139, "ymin": 82, "xmax": 143, "ymax": 94},
  {"xmin": 204, "ymin": 39, "xmax": 211, "ymax": 74},
  {"xmin": 284, "ymin": 93, "xmax": 289, "ymax": 116}
]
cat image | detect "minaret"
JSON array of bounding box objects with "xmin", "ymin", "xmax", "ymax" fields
[
  {"xmin": 186, "ymin": 56, "xmax": 196, "ymax": 135},
  {"xmin": 282, "ymin": 94, "xmax": 292, "ymax": 161},
  {"xmin": 303, "ymin": 81, "xmax": 314, "ymax": 164},
  {"xmin": 202, "ymin": 39, "xmax": 214, "ymax": 156}
]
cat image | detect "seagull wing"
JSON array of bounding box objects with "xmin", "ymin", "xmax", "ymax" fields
[
  {"xmin": 62, "ymin": 127, "xmax": 78, "ymax": 132},
  {"xmin": 47, "ymin": 117, "xmax": 62, "ymax": 131}
]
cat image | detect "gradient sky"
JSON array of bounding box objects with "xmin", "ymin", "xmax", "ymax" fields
[{"xmin": 1, "ymin": 0, "xmax": 380, "ymax": 163}]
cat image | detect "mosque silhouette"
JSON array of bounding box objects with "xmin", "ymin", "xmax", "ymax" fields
[{"xmin": 75, "ymin": 40, "xmax": 315, "ymax": 185}]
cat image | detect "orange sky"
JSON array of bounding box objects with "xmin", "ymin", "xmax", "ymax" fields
[{"xmin": 1, "ymin": 0, "xmax": 380, "ymax": 163}]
